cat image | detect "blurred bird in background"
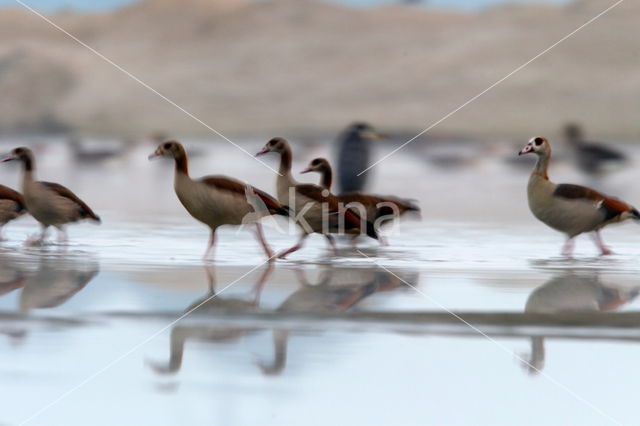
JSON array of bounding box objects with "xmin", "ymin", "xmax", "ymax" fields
[
  {"xmin": 335, "ymin": 122, "xmax": 388, "ymax": 194},
  {"xmin": 564, "ymin": 122, "xmax": 628, "ymax": 176}
]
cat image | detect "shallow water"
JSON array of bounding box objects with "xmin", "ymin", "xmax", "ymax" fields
[{"xmin": 1, "ymin": 139, "xmax": 640, "ymax": 425}]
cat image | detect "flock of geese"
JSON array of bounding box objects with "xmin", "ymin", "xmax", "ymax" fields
[{"xmin": 0, "ymin": 132, "xmax": 638, "ymax": 259}]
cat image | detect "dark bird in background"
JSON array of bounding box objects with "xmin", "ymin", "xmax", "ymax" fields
[
  {"xmin": 564, "ymin": 123, "xmax": 627, "ymax": 176},
  {"xmin": 335, "ymin": 122, "xmax": 388, "ymax": 194},
  {"xmin": 68, "ymin": 135, "xmax": 128, "ymax": 164}
]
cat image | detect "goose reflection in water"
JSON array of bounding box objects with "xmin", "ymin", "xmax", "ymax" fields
[
  {"xmin": 522, "ymin": 272, "xmax": 638, "ymax": 375},
  {"xmin": 148, "ymin": 265, "xmax": 416, "ymax": 376},
  {"xmin": 0, "ymin": 254, "xmax": 99, "ymax": 341},
  {"xmin": 256, "ymin": 268, "xmax": 414, "ymax": 376},
  {"xmin": 19, "ymin": 258, "xmax": 99, "ymax": 313},
  {"xmin": 147, "ymin": 264, "xmax": 273, "ymax": 375},
  {"xmin": 0, "ymin": 256, "xmax": 27, "ymax": 298}
]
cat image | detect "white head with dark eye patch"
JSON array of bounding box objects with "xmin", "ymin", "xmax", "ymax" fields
[{"xmin": 519, "ymin": 136, "xmax": 549, "ymax": 156}]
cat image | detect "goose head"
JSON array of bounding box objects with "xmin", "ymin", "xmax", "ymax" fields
[
  {"xmin": 301, "ymin": 158, "xmax": 330, "ymax": 174},
  {"xmin": 256, "ymin": 137, "xmax": 289, "ymax": 157},
  {"xmin": 519, "ymin": 136, "xmax": 551, "ymax": 156},
  {"xmin": 348, "ymin": 122, "xmax": 389, "ymax": 140},
  {"xmin": 1, "ymin": 147, "xmax": 34, "ymax": 164},
  {"xmin": 148, "ymin": 140, "xmax": 186, "ymax": 161}
]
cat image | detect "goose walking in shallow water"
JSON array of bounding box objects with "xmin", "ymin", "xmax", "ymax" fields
[
  {"xmin": 2, "ymin": 147, "xmax": 100, "ymax": 244},
  {"xmin": 519, "ymin": 137, "xmax": 639, "ymax": 256},
  {"xmin": 301, "ymin": 157, "xmax": 420, "ymax": 233},
  {"xmin": 149, "ymin": 141, "xmax": 289, "ymax": 261},
  {"xmin": 256, "ymin": 137, "xmax": 378, "ymax": 259},
  {"xmin": 0, "ymin": 185, "xmax": 27, "ymax": 240}
]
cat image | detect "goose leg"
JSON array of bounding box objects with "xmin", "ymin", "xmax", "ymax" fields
[
  {"xmin": 561, "ymin": 237, "xmax": 575, "ymax": 257},
  {"xmin": 203, "ymin": 228, "xmax": 217, "ymax": 261},
  {"xmin": 254, "ymin": 222, "xmax": 275, "ymax": 260},
  {"xmin": 592, "ymin": 230, "xmax": 613, "ymax": 256},
  {"xmin": 277, "ymin": 234, "xmax": 308, "ymax": 259},
  {"xmin": 56, "ymin": 227, "xmax": 68, "ymax": 244},
  {"xmin": 26, "ymin": 225, "xmax": 48, "ymax": 246},
  {"xmin": 324, "ymin": 234, "xmax": 338, "ymax": 255}
]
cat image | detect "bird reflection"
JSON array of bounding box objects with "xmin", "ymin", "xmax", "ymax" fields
[
  {"xmin": 0, "ymin": 254, "xmax": 99, "ymax": 342},
  {"xmin": 147, "ymin": 264, "xmax": 273, "ymax": 375},
  {"xmin": 19, "ymin": 257, "xmax": 99, "ymax": 313},
  {"xmin": 257, "ymin": 267, "xmax": 414, "ymax": 376},
  {"xmin": 148, "ymin": 265, "xmax": 414, "ymax": 376},
  {"xmin": 521, "ymin": 272, "xmax": 638, "ymax": 375},
  {"xmin": 0, "ymin": 256, "xmax": 27, "ymax": 297}
]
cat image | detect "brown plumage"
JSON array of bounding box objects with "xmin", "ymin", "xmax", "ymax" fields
[
  {"xmin": 519, "ymin": 136, "xmax": 639, "ymax": 256},
  {"xmin": 301, "ymin": 157, "xmax": 420, "ymax": 226},
  {"xmin": 0, "ymin": 184, "xmax": 27, "ymax": 238},
  {"xmin": 256, "ymin": 138, "xmax": 378, "ymax": 259},
  {"xmin": 149, "ymin": 140, "xmax": 289, "ymax": 261},
  {"xmin": 1, "ymin": 147, "xmax": 100, "ymax": 244}
]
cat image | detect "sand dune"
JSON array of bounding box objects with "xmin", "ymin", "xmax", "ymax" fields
[{"xmin": 0, "ymin": 0, "xmax": 637, "ymax": 140}]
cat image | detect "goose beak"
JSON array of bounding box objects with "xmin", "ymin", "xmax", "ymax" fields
[
  {"xmin": 300, "ymin": 167, "xmax": 312, "ymax": 174},
  {"xmin": 148, "ymin": 149, "xmax": 162, "ymax": 160},
  {"xmin": 255, "ymin": 146, "xmax": 270, "ymax": 156},
  {"xmin": 1, "ymin": 155, "xmax": 15, "ymax": 163},
  {"xmin": 361, "ymin": 131, "xmax": 389, "ymax": 140},
  {"xmin": 518, "ymin": 145, "xmax": 533, "ymax": 156}
]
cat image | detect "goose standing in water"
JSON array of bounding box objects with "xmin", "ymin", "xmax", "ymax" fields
[
  {"xmin": 335, "ymin": 122, "xmax": 388, "ymax": 193},
  {"xmin": 301, "ymin": 157, "xmax": 420, "ymax": 235},
  {"xmin": 0, "ymin": 185, "xmax": 27, "ymax": 240},
  {"xmin": 256, "ymin": 137, "xmax": 378, "ymax": 259},
  {"xmin": 149, "ymin": 141, "xmax": 289, "ymax": 261},
  {"xmin": 519, "ymin": 137, "xmax": 639, "ymax": 256},
  {"xmin": 1, "ymin": 147, "xmax": 101, "ymax": 244}
]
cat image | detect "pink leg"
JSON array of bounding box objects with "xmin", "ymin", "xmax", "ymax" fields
[
  {"xmin": 592, "ymin": 230, "xmax": 614, "ymax": 256},
  {"xmin": 254, "ymin": 222, "xmax": 275, "ymax": 260},
  {"xmin": 277, "ymin": 234, "xmax": 308, "ymax": 259},
  {"xmin": 203, "ymin": 228, "xmax": 217, "ymax": 261},
  {"xmin": 561, "ymin": 237, "xmax": 575, "ymax": 257}
]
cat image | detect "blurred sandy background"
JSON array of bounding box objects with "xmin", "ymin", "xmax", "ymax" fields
[{"xmin": 0, "ymin": 0, "xmax": 637, "ymax": 141}]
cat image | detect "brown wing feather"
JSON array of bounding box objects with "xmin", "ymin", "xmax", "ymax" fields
[
  {"xmin": 554, "ymin": 183, "xmax": 634, "ymax": 221},
  {"xmin": 40, "ymin": 182, "xmax": 100, "ymax": 222},
  {"xmin": 200, "ymin": 175, "xmax": 289, "ymax": 216},
  {"xmin": 0, "ymin": 185, "xmax": 26, "ymax": 212},
  {"xmin": 296, "ymin": 184, "xmax": 378, "ymax": 239}
]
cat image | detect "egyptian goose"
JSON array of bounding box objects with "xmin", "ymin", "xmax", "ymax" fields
[
  {"xmin": 1, "ymin": 147, "xmax": 101, "ymax": 243},
  {"xmin": 149, "ymin": 141, "xmax": 289, "ymax": 261},
  {"xmin": 0, "ymin": 184, "xmax": 27, "ymax": 239},
  {"xmin": 301, "ymin": 157, "xmax": 420, "ymax": 230},
  {"xmin": 564, "ymin": 123, "xmax": 627, "ymax": 176},
  {"xmin": 519, "ymin": 137, "xmax": 639, "ymax": 256},
  {"xmin": 256, "ymin": 137, "xmax": 378, "ymax": 259},
  {"xmin": 335, "ymin": 122, "xmax": 388, "ymax": 193}
]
